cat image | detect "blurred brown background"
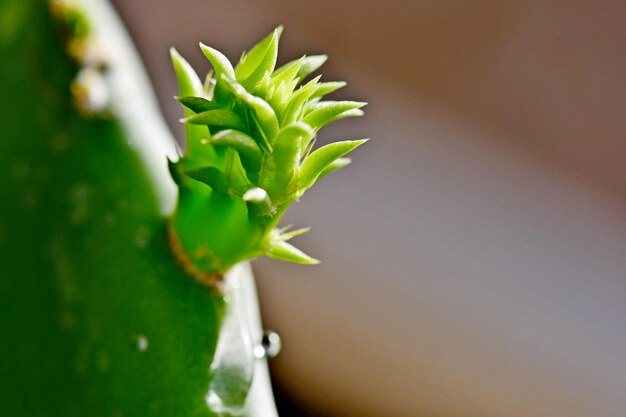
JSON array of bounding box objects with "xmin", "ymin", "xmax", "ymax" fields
[{"xmin": 111, "ymin": 1, "xmax": 626, "ymax": 416}]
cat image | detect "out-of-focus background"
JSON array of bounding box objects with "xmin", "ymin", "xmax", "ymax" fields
[{"xmin": 112, "ymin": 1, "xmax": 626, "ymax": 416}]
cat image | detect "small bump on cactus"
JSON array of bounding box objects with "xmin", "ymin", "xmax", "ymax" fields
[{"xmin": 169, "ymin": 27, "xmax": 367, "ymax": 284}]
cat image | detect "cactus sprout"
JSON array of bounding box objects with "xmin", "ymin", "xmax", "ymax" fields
[{"xmin": 169, "ymin": 27, "xmax": 367, "ymax": 286}]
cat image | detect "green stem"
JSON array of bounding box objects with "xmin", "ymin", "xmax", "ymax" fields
[{"xmin": 171, "ymin": 188, "xmax": 268, "ymax": 277}]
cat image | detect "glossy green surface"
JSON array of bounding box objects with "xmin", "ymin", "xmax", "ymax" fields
[{"xmin": 0, "ymin": 1, "xmax": 231, "ymax": 415}]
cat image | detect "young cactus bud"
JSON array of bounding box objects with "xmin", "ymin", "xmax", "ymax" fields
[{"xmin": 169, "ymin": 27, "xmax": 367, "ymax": 283}]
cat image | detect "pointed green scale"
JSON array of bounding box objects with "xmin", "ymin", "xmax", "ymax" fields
[
  {"xmin": 211, "ymin": 129, "xmax": 263, "ymax": 173},
  {"xmin": 271, "ymin": 123, "xmax": 315, "ymax": 196},
  {"xmin": 310, "ymin": 81, "xmax": 347, "ymax": 99},
  {"xmin": 303, "ymin": 100, "xmax": 367, "ymax": 130},
  {"xmin": 254, "ymin": 71, "xmax": 274, "ymax": 98},
  {"xmin": 242, "ymin": 93, "xmax": 279, "ymax": 144},
  {"xmin": 276, "ymin": 226, "xmax": 311, "ymax": 241},
  {"xmin": 223, "ymin": 150, "xmax": 252, "ymax": 194},
  {"xmin": 266, "ymin": 80, "xmax": 288, "ymax": 115},
  {"xmin": 199, "ymin": 43, "xmax": 237, "ymax": 104},
  {"xmin": 184, "ymin": 109, "xmax": 247, "ymax": 131},
  {"xmin": 281, "ymin": 75, "xmax": 322, "ymax": 125},
  {"xmin": 236, "ymin": 26, "xmax": 283, "ymax": 89},
  {"xmin": 185, "ymin": 166, "xmax": 230, "ymax": 194},
  {"xmin": 220, "ymin": 76, "xmax": 278, "ymax": 150},
  {"xmin": 297, "ymin": 54, "xmax": 328, "ymax": 79},
  {"xmin": 243, "ymin": 46, "xmax": 278, "ymax": 91},
  {"xmin": 267, "ymin": 80, "xmax": 299, "ymax": 118},
  {"xmin": 271, "ymin": 56, "xmax": 304, "ymax": 86},
  {"xmin": 200, "ymin": 43, "xmax": 236, "ymax": 79},
  {"xmin": 170, "ymin": 48, "xmax": 204, "ymax": 96},
  {"xmin": 298, "ymin": 139, "xmax": 368, "ymax": 192},
  {"xmin": 170, "ymin": 48, "xmax": 214, "ymax": 157},
  {"xmin": 266, "ymin": 240, "xmax": 320, "ymax": 265},
  {"xmin": 317, "ymin": 157, "xmax": 352, "ymax": 181},
  {"xmin": 176, "ymin": 96, "xmax": 220, "ymax": 113}
]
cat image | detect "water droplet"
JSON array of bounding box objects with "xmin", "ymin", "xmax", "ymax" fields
[
  {"xmin": 136, "ymin": 335, "xmax": 149, "ymax": 351},
  {"xmin": 205, "ymin": 273, "xmax": 254, "ymax": 415},
  {"xmin": 254, "ymin": 330, "xmax": 282, "ymax": 359},
  {"xmin": 205, "ymin": 390, "xmax": 226, "ymax": 413}
]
